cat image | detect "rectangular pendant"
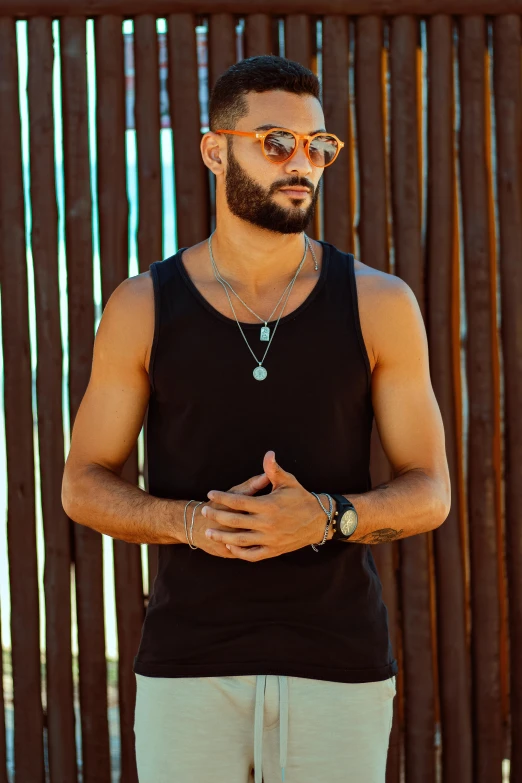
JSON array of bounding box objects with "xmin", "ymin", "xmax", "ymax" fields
[{"xmin": 260, "ymin": 326, "xmax": 270, "ymax": 341}]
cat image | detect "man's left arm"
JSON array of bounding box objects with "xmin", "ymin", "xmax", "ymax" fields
[
  {"xmin": 202, "ymin": 277, "xmax": 451, "ymax": 560},
  {"xmin": 340, "ymin": 276, "xmax": 451, "ymax": 545}
]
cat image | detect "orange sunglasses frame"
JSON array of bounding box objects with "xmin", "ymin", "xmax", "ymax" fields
[{"xmin": 214, "ymin": 127, "xmax": 345, "ymax": 168}]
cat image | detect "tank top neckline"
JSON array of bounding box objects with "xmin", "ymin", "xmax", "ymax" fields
[{"xmin": 174, "ymin": 239, "xmax": 332, "ymax": 330}]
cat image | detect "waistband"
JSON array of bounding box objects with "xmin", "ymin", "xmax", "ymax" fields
[{"xmin": 254, "ymin": 674, "xmax": 288, "ymax": 783}]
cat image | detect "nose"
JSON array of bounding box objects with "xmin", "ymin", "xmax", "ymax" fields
[{"xmin": 283, "ymin": 138, "xmax": 313, "ymax": 178}]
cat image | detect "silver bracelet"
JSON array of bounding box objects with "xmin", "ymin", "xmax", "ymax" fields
[
  {"xmin": 310, "ymin": 492, "xmax": 333, "ymax": 552},
  {"xmin": 190, "ymin": 501, "xmax": 205, "ymax": 549},
  {"xmin": 183, "ymin": 500, "xmax": 198, "ymax": 549}
]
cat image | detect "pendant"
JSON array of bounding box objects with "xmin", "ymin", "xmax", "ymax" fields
[
  {"xmin": 253, "ymin": 366, "xmax": 267, "ymax": 381},
  {"xmin": 260, "ymin": 325, "xmax": 270, "ymax": 341}
]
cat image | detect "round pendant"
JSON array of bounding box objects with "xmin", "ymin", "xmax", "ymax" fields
[{"xmin": 253, "ymin": 366, "xmax": 267, "ymax": 381}]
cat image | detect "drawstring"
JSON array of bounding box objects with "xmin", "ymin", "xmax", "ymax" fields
[
  {"xmin": 279, "ymin": 675, "xmax": 288, "ymax": 780},
  {"xmin": 254, "ymin": 675, "xmax": 289, "ymax": 783}
]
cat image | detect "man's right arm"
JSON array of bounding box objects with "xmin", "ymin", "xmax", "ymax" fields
[
  {"xmin": 61, "ymin": 271, "xmax": 189, "ymax": 546},
  {"xmin": 61, "ymin": 271, "xmax": 269, "ymax": 555}
]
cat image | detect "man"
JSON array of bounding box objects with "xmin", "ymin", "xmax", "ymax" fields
[{"xmin": 62, "ymin": 55, "xmax": 450, "ymax": 783}]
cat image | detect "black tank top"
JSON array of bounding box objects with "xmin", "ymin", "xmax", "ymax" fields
[{"xmin": 133, "ymin": 240, "xmax": 398, "ymax": 683}]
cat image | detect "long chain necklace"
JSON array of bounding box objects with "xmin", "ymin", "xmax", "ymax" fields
[
  {"xmin": 207, "ymin": 233, "xmax": 309, "ymax": 381},
  {"xmin": 208, "ymin": 231, "xmax": 316, "ymax": 342}
]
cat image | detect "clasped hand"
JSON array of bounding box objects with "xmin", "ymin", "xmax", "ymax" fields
[{"xmin": 199, "ymin": 450, "xmax": 327, "ymax": 562}]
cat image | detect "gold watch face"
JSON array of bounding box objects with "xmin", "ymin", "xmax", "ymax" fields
[{"xmin": 340, "ymin": 509, "xmax": 358, "ymax": 536}]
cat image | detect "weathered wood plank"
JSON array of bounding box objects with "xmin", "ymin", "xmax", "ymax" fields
[
  {"xmin": 390, "ymin": 14, "xmax": 437, "ymax": 782},
  {"xmin": 61, "ymin": 16, "xmax": 111, "ymax": 782},
  {"xmin": 95, "ymin": 15, "xmax": 144, "ymax": 783},
  {"xmin": 244, "ymin": 14, "xmax": 275, "ymax": 57},
  {"xmin": 322, "ymin": 15, "xmax": 354, "ymax": 253},
  {"xmin": 458, "ymin": 14, "xmax": 503, "ymax": 782},
  {"xmin": 355, "ymin": 15, "xmax": 389, "ymax": 271},
  {"xmin": 426, "ymin": 14, "xmax": 473, "ymax": 783},
  {"xmin": 167, "ymin": 14, "xmax": 210, "ymax": 247},
  {"xmin": 28, "ymin": 16, "xmax": 77, "ymax": 783},
  {"xmin": 0, "ymin": 17, "xmax": 45, "ymax": 783},
  {"xmin": 493, "ymin": 13, "xmax": 522, "ymax": 782},
  {"xmin": 5, "ymin": 1, "xmax": 522, "ymax": 18}
]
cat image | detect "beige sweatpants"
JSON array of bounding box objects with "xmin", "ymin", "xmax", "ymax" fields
[
  {"xmin": 134, "ymin": 674, "xmax": 396, "ymax": 783},
  {"xmin": 134, "ymin": 671, "xmax": 396, "ymax": 783}
]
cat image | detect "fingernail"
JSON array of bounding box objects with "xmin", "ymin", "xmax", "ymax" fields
[
  {"xmin": 205, "ymin": 530, "xmax": 213, "ymax": 539},
  {"xmin": 207, "ymin": 492, "xmax": 215, "ymax": 500},
  {"xmin": 226, "ymin": 545, "xmax": 231, "ymax": 550}
]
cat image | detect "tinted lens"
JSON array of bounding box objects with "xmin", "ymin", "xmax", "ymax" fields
[
  {"xmin": 309, "ymin": 135, "xmax": 339, "ymax": 166},
  {"xmin": 263, "ymin": 130, "xmax": 296, "ymax": 162}
]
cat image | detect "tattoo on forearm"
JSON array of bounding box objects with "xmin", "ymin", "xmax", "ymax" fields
[{"xmin": 356, "ymin": 528, "xmax": 404, "ymax": 544}]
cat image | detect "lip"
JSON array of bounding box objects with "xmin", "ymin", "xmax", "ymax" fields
[{"xmin": 280, "ymin": 188, "xmax": 310, "ymax": 198}]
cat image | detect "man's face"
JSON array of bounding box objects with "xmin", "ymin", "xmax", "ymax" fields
[{"xmin": 221, "ymin": 91, "xmax": 325, "ymax": 235}]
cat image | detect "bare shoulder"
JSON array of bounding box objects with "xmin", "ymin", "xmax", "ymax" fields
[
  {"xmin": 353, "ymin": 259, "xmax": 423, "ymax": 374},
  {"xmin": 98, "ymin": 270, "xmax": 155, "ymax": 373}
]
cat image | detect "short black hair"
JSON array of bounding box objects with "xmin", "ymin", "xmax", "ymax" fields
[{"xmin": 208, "ymin": 54, "xmax": 321, "ymax": 133}]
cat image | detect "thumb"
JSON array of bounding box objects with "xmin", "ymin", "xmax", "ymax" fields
[{"xmin": 263, "ymin": 450, "xmax": 293, "ymax": 489}]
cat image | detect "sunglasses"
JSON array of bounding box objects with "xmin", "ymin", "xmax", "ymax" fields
[{"xmin": 214, "ymin": 127, "xmax": 345, "ymax": 168}]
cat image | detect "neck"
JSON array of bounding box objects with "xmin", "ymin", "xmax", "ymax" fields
[{"xmin": 210, "ymin": 225, "xmax": 312, "ymax": 289}]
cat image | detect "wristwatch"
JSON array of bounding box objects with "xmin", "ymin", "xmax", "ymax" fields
[{"xmin": 330, "ymin": 494, "xmax": 359, "ymax": 541}]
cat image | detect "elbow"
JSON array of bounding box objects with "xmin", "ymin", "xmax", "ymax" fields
[
  {"xmin": 61, "ymin": 466, "xmax": 83, "ymax": 522},
  {"xmin": 434, "ymin": 481, "xmax": 451, "ymax": 528}
]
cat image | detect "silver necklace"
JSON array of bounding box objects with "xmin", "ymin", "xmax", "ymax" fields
[
  {"xmin": 207, "ymin": 233, "xmax": 309, "ymax": 381},
  {"xmin": 208, "ymin": 232, "xmax": 314, "ymax": 342}
]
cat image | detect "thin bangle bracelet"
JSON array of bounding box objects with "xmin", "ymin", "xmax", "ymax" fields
[
  {"xmin": 184, "ymin": 499, "xmax": 198, "ymax": 549},
  {"xmin": 190, "ymin": 501, "xmax": 205, "ymax": 549}
]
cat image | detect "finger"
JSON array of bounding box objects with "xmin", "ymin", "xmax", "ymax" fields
[
  {"xmin": 263, "ymin": 450, "xmax": 296, "ymax": 490},
  {"xmin": 205, "ymin": 528, "xmax": 262, "ymax": 546},
  {"xmin": 229, "ymin": 472, "xmax": 270, "ymax": 496},
  {"xmin": 202, "ymin": 506, "xmax": 255, "ymax": 528},
  {"xmin": 207, "ymin": 490, "xmax": 262, "ymax": 512},
  {"xmin": 226, "ymin": 544, "xmax": 267, "ymax": 562}
]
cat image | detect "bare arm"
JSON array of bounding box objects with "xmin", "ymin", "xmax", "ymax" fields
[
  {"xmin": 198, "ymin": 272, "xmax": 452, "ymax": 562},
  {"xmin": 61, "ymin": 272, "xmax": 267, "ymax": 556},
  {"xmin": 61, "ymin": 272, "xmax": 186, "ymax": 544},
  {"xmin": 340, "ymin": 274, "xmax": 451, "ymax": 544}
]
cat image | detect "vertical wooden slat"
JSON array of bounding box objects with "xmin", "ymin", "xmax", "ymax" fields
[
  {"xmin": 458, "ymin": 15, "xmax": 503, "ymax": 782},
  {"xmin": 208, "ymin": 13, "xmax": 237, "ymax": 91},
  {"xmin": 322, "ymin": 15, "xmax": 355, "ymax": 253},
  {"xmin": 284, "ymin": 13, "xmax": 311, "ymax": 65},
  {"xmin": 427, "ymin": 14, "xmax": 473, "ymax": 783},
  {"xmin": 61, "ymin": 16, "xmax": 111, "ymax": 783},
  {"xmin": 390, "ymin": 15, "xmax": 437, "ymax": 782},
  {"xmin": 353, "ymin": 30, "xmax": 401, "ymax": 778},
  {"xmin": 244, "ymin": 14, "xmax": 274, "ymax": 57},
  {"xmin": 133, "ymin": 14, "xmax": 163, "ymax": 594},
  {"xmin": 493, "ymin": 14, "xmax": 522, "ymax": 781},
  {"xmin": 95, "ymin": 15, "xmax": 144, "ymax": 783},
  {"xmin": 167, "ymin": 14, "xmax": 210, "ymax": 247},
  {"xmin": 355, "ymin": 15, "xmax": 389, "ymax": 272},
  {"xmin": 28, "ymin": 16, "xmax": 77, "ymax": 783},
  {"xmin": 354, "ymin": 34, "xmax": 399, "ymax": 769},
  {"xmin": 0, "ymin": 609, "xmax": 6, "ymax": 783},
  {"xmin": 0, "ymin": 17, "xmax": 45, "ymax": 783}
]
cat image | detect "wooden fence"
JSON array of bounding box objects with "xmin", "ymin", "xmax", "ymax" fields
[{"xmin": 0, "ymin": 2, "xmax": 520, "ymax": 782}]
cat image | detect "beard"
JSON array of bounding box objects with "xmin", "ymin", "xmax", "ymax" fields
[{"xmin": 224, "ymin": 142, "xmax": 320, "ymax": 235}]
